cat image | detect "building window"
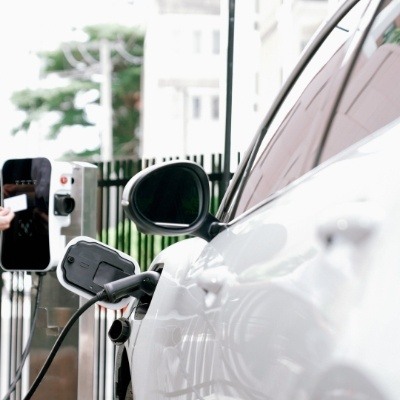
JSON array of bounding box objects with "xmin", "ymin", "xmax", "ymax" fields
[
  {"xmin": 171, "ymin": 30, "xmax": 181, "ymax": 54},
  {"xmin": 192, "ymin": 96, "xmax": 201, "ymax": 119},
  {"xmin": 255, "ymin": 72, "xmax": 259, "ymax": 95},
  {"xmin": 193, "ymin": 31, "xmax": 202, "ymax": 54},
  {"xmin": 211, "ymin": 96, "xmax": 219, "ymax": 119},
  {"xmin": 212, "ymin": 30, "xmax": 220, "ymax": 54}
]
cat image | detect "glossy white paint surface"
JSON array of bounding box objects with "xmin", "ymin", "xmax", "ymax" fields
[{"xmin": 124, "ymin": 120, "xmax": 400, "ymax": 399}]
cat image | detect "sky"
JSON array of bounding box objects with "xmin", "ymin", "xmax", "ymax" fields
[{"xmin": 0, "ymin": 0, "xmax": 148, "ymax": 162}]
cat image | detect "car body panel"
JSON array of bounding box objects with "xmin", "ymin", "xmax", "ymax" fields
[{"xmin": 126, "ymin": 119, "xmax": 400, "ymax": 399}]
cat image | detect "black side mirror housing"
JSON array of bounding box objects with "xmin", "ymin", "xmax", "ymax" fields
[{"xmin": 121, "ymin": 160, "xmax": 222, "ymax": 242}]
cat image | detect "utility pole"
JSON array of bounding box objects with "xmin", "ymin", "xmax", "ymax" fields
[
  {"xmin": 100, "ymin": 39, "xmax": 113, "ymax": 161},
  {"xmin": 222, "ymin": 0, "xmax": 235, "ymax": 194},
  {"xmin": 61, "ymin": 39, "xmax": 142, "ymax": 162}
]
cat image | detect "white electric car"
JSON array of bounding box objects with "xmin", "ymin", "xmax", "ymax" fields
[{"xmin": 77, "ymin": 0, "xmax": 400, "ymax": 399}]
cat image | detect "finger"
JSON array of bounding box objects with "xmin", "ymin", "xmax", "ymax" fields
[
  {"xmin": 0, "ymin": 207, "xmax": 11, "ymax": 216},
  {"xmin": 0, "ymin": 217, "xmax": 11, "ymax": 230},
  {"xmin": 0, "ymin": 210, "xmax": 14, "ymax": 222}
]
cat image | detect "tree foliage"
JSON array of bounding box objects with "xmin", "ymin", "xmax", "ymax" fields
[{"xmin": 11, "ymin": 24, "xmax": 144, "ymax": 160}]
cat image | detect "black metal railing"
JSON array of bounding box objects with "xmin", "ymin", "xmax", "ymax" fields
[{"xmin": 96, "ymin": 153, "xmax": 237, "ymax": 270}]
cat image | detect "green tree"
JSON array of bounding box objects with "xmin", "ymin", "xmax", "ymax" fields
[
  {"xmin": 11, "ymin": 24, "xmax": 144, "ymax": 160},
  {"xmin": 386, "ymin": 27, "xmax": 400, "ymax": 44}
]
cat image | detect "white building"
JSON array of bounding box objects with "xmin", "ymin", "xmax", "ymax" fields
[
  {"xmin": 141, "ymin": 0, "xmax": 223, "ymax": 159},
  {"xmin": 140, "ymin": 0, "xmax": 342, "ymax": 160}
]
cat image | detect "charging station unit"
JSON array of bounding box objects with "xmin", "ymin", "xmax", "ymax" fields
[
  {"xmin": 0, "ymin": 157, "xmax": 76, "ymax": 272},
  {"xmin": 0, "ymin": 158, "xmax": 98, "ymax": 400}
]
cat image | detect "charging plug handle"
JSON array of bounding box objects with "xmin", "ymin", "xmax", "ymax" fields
[{"xmin": 103, "ymin": 271, "xmax": 160, "ymax": 303}]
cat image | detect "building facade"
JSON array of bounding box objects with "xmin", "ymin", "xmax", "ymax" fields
[{"xmin": 140, "ymin": 0, "xmax": 342, "ymax": 160}]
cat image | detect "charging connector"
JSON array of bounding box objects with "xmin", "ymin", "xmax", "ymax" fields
[
  {"xmin": 103, "ymin": 271, "xmax": 160, "ymax": 303},
  {"xmin": 57, "ymin": 236, "xmax": 139, "ymax": 310}
]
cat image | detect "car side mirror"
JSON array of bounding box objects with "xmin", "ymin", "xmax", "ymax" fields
[{"xmin": 121, "ymin": 161, "xmax": 222, "ymax": 241}]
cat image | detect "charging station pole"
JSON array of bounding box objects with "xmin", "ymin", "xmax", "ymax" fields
[
  {"xmin": 0, "ymin": 158, "xmax": 99, "ymax": 400},
  {"xmin": 62, "ymin": 162, "xmax": 98, "ymax": 400}
]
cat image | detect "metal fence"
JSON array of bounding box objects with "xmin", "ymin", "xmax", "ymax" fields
[
  {"xmin": 0, "ymin": 152, "xmax": 238, "ymax": 399},
  {"xmin": 95, "ymin": 153, "xmax": 233, "ymax": 269}
]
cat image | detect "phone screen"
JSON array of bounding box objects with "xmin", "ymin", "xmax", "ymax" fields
[{"xmin": 1, "ymin": 158, "xmax": 52, "ymax": 271}]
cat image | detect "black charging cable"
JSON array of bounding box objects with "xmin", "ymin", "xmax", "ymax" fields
[
  {"xmin": 2, "ymin": 273, "xmax": 44, "ymax": 400},
  {"xmin": 22, "ymin": 290, "xmax": 108, "ymax": 400}
]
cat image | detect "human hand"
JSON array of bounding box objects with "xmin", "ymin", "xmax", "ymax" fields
[{"xmin": 0, "ymin": 207, "xmax": 15, "ymax": 231}]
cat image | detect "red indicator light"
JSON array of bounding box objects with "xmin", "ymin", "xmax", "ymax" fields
[{"xmin": 60, "ymin": 176, "xmax": 68, "ymax": 185}]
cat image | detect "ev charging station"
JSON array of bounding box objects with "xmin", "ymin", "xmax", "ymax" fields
[
  {"xmin": 0, "ymin": 157, "xmax": 98, "ymax": 399},
  {"xmin": 0, "ymin": 157, "xmax": 76, "ymax": 272}
]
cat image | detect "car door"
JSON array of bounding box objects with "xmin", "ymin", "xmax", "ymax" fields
[
  {"xmin": 206, "ymin": 0, "xmax": 400, "ymax": 398},
  {"xmin": 127, "ymin": 0, "xmax": 400, "ymax": 399}
]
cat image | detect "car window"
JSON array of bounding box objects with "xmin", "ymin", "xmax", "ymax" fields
[
  {"xmin": 227, "ymin": 0, "xmax": 372, "ymax": 219},
  {"xmin": 319, "ymin": 0, "xmax": 400, "ymax": 161}
]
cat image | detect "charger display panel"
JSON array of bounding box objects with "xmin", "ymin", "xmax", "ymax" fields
[{"xmin": 1, "ymin": 158, "xmax": 51, "ymax": 271}]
